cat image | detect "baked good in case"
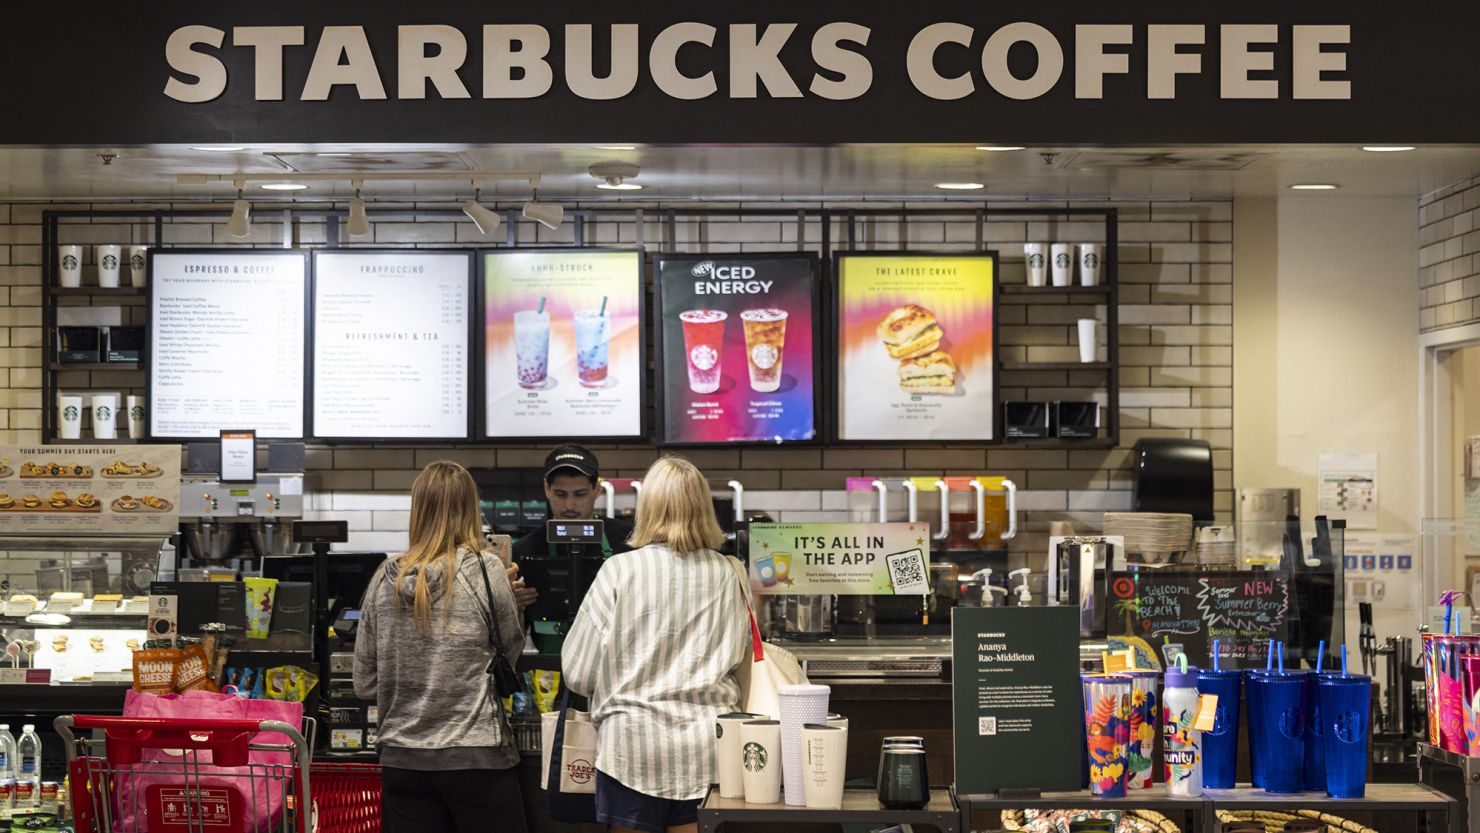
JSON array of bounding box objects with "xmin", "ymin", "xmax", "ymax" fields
[
  {"xmin": 877, "ymin": 304, "xmax": 944, "ymax": 360},
  {"xmin": 898, "ymin": 350, "xmax": 958, "ymax": 394}
]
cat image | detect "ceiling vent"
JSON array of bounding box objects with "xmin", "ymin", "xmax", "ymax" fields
[
  {"xmin": 266, "ymin": 151, "xmax": 476, "ymax": 173},
  {"xmin": 1056, "ymin": 149, "xmax": 1261, "ymax": 171}
]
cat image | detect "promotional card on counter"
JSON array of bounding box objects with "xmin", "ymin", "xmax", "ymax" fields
[
  {"xmin": 747, "ymin": 522, "xmax": 930, "ymax": 595},
  {"xmin": 835, "ymin": 253, "xmax": 996, "ymax": 441},
  {"xmin": 952, "ymin": 606, "xmax": 1081, "ymax": 796},
  {"xmin": 656, "ymin": 253, "xmax": 818, "ymax": 444},
  {"xmin": 1107, "ymin": 569, "xmax": 1293, "ymax": 669},
  {"xmin": 482, "ymin": 250, "xmax": 643, "ymax": 439},
  {"xmin": 0, "ymin": 445, "xmax": 181, "ymax": 535},
  {"xmin": 312, "ymin": 251, "xmax": 472, "ymax": 440}
]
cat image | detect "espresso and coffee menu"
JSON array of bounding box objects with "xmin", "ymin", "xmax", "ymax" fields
[
  {"xmin": 483, "ymin": 250, "xmax": 642, "ymax": 438},
  {"xmin": 312, "ymin": 251, "xmax": 471, "ymax": 439},
  {"xmin": 149, "ymin": 251, "xmax": 308, "ymax": 438},
  {"xmin": 656, "ymin": 254, "xmax": 817, "ymax": 443},
  {"xmin": 0, "ymin": 444, "xmax": 181, "ymax": 535},
  {"xmin": 835, "ymin": 253, "xmax": 996, "ymax": 441}
]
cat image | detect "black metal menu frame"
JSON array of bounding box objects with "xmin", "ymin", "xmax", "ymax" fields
[
  {"xmin": 144, "ymin": 247, "xmax": 312, "ymax": 442},
  {"xmin": 653, "ymin": 251, "xmax": 824, "ymax": 447},
  {"xmin": 307, "ymin": 248, "xmax": 476, "ymax": 443},
  {"xmin": 474, "ymin": 246, "xmax": 649, "ymax": 443}
]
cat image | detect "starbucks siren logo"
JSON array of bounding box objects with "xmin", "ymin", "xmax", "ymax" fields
[
  {"xmin": 95, "ymin": 405, "xmax": 112, "ymax": 422},
  {"xmin": 62, "ymin": 405, "xmax": 80, "ymax": 421},
  {"xmin": 131, "ymin": 254, "xmax": 145, "ymax": 270},
  {"xmin": 1027, "ymin": 253, "xmax": 1045, "ymax": 268},
  {"xmin": 1054, "ymin": 252, "xmax": 1071, "ymax": 268},
  {"xmin": 130, "ymin": 405, "xmax": 145, "ymax": 421},
  {"xmin": 742, "ymin": 741, "xmax": 768, "ymax": 772},
  {"xmin": 1082, "ymin": 252, "xmax": 1100, "ymax": 269},
  {"xmin": 62, "ymin": 254, "xmax": 79, "ymax": 271},
  {"xmin": 102, "ymin": 254, "xmax": 119, "ymax": 270}
]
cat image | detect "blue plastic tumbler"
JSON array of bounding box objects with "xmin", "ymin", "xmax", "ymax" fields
[
  {"xmin": 1251, "ymin": 670, "xmax": 1307, "ymax": 794},
  {"xmin": 1198, "ymin": 670, "xmax": 1242, "ymax": 789},
  {"xmin": 1243, "ymin": 669, "xmax": 1267, "ymax": 788},
  {"xmin": 1317, "ymin": 675, "xmax": 1372, "ymax": 798},
  {"xmin": 1302, "ymin": 671, "xmax": 1342, "ymax": 792}
]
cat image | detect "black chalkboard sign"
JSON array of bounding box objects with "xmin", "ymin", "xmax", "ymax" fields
[{"xmin": 1107, "ymin": 569, "xmax": 1292, "ymax": 670}]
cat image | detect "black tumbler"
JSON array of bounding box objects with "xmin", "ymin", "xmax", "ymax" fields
[{"xmin": 877, "ymin": 747, "xmax": 929, "ymax": 810}]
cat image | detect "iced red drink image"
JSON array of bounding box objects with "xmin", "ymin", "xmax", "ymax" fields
[{"xmin": 679, "ymin": 310, "xmax": 727, "ymax": 394}]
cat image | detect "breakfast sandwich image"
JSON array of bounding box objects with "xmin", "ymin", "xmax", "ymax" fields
[
  {"xmin": 876, "ymin": 304, "xmax": 944, "ymax": 360},
  {"xmin": 897, "ymin": 350, "xmax": 958, "ymax": 395}
]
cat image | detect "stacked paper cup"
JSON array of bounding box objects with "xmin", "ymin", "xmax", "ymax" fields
[{"xmin": 778, "ymin": 684, "xmax": 831, "ymax": 806}]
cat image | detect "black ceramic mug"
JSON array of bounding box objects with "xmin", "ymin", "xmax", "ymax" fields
[{"xmin": 877, "ymin": 747, "xmax": 929, "ymax": 810}]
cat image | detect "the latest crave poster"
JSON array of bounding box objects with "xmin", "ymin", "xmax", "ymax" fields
[
  {"xmin": 836, "ymin": 253, "xmax": 995, "ymax": 441},
  {"xmin": 656, "ymin": 254, "xmax": 818, "ymax": 444},
  {"xmin": 483, "ymin": 250, "xmax": 642, "ymax": 438}
]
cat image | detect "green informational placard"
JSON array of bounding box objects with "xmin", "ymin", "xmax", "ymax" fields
[{"xmin": 952, "ymin": 607, "xmax": 1082, "ymax": 796}]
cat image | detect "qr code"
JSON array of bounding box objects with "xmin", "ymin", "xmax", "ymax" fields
[
  {"xmin": 978, "ymin": 717, "xmax": 997, "ymax": 736},
  {"xmin": 887, "ymin": 550, "xmax": 928, "ymax": 594}
]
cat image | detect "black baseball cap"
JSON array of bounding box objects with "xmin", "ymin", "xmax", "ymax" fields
[{"xmin": 544, "ymin": 444, "xmax": 599, "ymax": 482}]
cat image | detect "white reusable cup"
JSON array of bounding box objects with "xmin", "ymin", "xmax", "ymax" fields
[
  {"xmin": 127, "ymin": 395, "xmax": 146, "ymax": 439},
  {"xmin": 96, "ymin": 245, "xmax": 122, "ymax": 287},
  {"xmin": 1077, "ymin": 319, "xmax": 1100, "ymax": 363},
  {"xmin": 1051, "ymin": 243, "xmax": 1074, "ymax": 287},
  {"xmin": 57, "ymin": 395, "xmax": 84, "ymax": 439},
  {"xmin": 1024, "ymin": 243, "xmax": 1048, "ymax": 287},
  {"xmin": 717, "ymin": 712, "xmax": 759, "ymax": 799},
  {"xmin": 58, "ymin": 246, "xmax": 82, "ymax": 287},
  {"xmin": 91, "ymin": 393, "xmax": 120, "ymax": 439},
  {"xmin": 801, "ymin": 724, "xmax": 847, "ymax": 810},
  {"xmin": 739, "ymin": 719, "xmax": 782, "ymax": 804},
  {"xmin": 127, "ymin": 246, "xmax": 148, "ymax": 287},
  {"xmin": 1079, "ymin": 243, "xmax": 1103, "ymax": 287}
]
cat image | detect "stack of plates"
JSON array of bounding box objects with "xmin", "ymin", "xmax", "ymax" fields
[
  {"xmin": 1195, "ymin": 525, "xmax": 1237, "ymax": 566},
  {"xmin": 1102, "ymin": 512, "xmax": 1194, "ymax": 564},
  {"xmin": 778, "ymin": 684, "xmax": 830, "ymax": 806}
]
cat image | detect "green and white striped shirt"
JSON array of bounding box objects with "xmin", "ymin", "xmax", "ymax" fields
[{"xmin": 563, "ymin": 544, "xmax": 749, "ymax": 800}]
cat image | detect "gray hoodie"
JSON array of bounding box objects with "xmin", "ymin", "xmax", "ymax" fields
[{"xmin": 354, "ymin": 547, "xmax": 525, "ymax": 770}]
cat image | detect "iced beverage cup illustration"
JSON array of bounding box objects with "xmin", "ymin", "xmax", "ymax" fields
[
  {"xmin": 680, "ymin": 310, "xmax": 727, "ymax": 394},
  {"xmin": 574, "ymin": 310, "xmax": 610, "ymax": 388},
  {"xmin": 741, "ymin": 308, "xmax": 787, "ymax": 393},
  {"xmin": 514, "ymin": 310, "xmax": 550, "ymax": 389}
]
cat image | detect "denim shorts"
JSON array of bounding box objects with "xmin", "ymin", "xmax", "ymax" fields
[{"xmin": 595, "ymin": 770, "xmax": 700, "ymax": 833}]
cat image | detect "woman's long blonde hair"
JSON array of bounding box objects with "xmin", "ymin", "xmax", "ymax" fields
[
  {"xmin": 628, "ymin": 456, "xmax": 726, "ymax": 554},
  {"xmin": 398, "ymin": 460, "xmax": 485, "ymax": 630}
]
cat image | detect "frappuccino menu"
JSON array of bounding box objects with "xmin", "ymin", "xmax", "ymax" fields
[
  {"xmin": 312, "ymin": 252, "xmax": 471, "ymax": 439},
  {"xmin": 482, "ymin": 251, "xmax": 642, "ymax": 438},
  {"xmin": 656, "ymin": 254, "xmax": 818, "ymax": 444},
  {"xmin": 149, "ymin": 251, "xmax": 308, "ymax": 438}
]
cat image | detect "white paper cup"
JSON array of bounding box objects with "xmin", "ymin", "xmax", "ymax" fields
[
  {"xmin": 91, "ymin": 393, "xmax": 119, "ymax": 440},
  {"xmin": 1079, "ymin": 243, "xmax": 1103, "ymax": 287},
  {"xmin": 127, "ymin": 246, "xmax": 148, "ymax": 287},
  {"xmin": 717, "ymin": 712, "xmax": 759, "ymax": 799},
  {"xmin": 127, "ymin": 395, "xmax": 146, "ymax": 440},
  {"xmin": 1051, "ymin": 243, "xmax": 1074, "ymax": 287},
  {"xmin": 1077, "ymin": 319, "xmax": 1099, "ymax": 363},
  {"xmin": 96, "ymin": 245, "xmax": 122, "ymax": 288},
  {"xmin": 58, "ymin": 246, "xmax": 82, "ymax": 287},
  {"xmin": 740, "ymin": 720, "xmax": 782, "ymax": 804},
  {"xmin": 801, "ymin": 724, "xmax": 847, "ymax": 810},
  {"xmin": 1024, "ymin": 243, "xmax": 1048, "ymax": 287},
  {"xmin": 57, "ymin": 395, "xmax": 84, "ymax": 439}
]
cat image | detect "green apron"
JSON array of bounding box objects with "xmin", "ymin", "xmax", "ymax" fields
[{"xmin": 531, "ymin": 532, "xmax": 614, "ymax": 654}]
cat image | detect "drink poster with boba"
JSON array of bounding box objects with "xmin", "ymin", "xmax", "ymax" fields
[
  {"xmin": 482, "ymin": 250, "xmax": 643, "ymax": 438},
  {"xmin": 656, "ymin": 254, "xmax": 818, "ymax": 443}
]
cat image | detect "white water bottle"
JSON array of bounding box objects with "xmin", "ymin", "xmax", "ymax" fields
[
  {"xmin": 0, "ymin": 724, "xmax": 15, "ymax": 778},
  {"xmin": 1162, "ymin": 664, "xmax": 1203, "ymax": 797},
  {"xmin": 17, "ymin": 724, "xmax": 41, "ymax": 788}
]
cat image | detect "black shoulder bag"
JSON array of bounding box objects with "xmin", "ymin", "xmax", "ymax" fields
[{"xmin": 475, "ymin": 552, "xmax": 526, "ymax": 698}]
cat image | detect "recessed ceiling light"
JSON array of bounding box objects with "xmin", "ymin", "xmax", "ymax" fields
[
  {"xmin": 597, "ymin": 182, "xmax": 643, "ymax": 191},
  {"xmin": 975, "ymin": 146, "xmax": 1026, "ymax": 152},
  {"xmin": 935, "ymin": 182, "xmax": 985, "ymax": 190},
  {"xmin": 191, "ymin": 146, "xmax": 247, "ymax": 152},
  {"xmin": 1361, "ymin": 145, "xmax": 1416, "ymax": 153},
  {"xmin": 593, "ymin": 145, "xmax": 637, "ymax": 151},
  {"xmin": 1289, "ymin": 183, "xmax": 1339, "ymax": 191},
  {"xmin": 260, "ymin": 183, "xmax": 309, "ymax": 191}
]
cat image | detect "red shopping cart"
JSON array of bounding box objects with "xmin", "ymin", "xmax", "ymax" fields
[{"xmin": 56, "ymin": 715, "xmax": 381, "ymax": 833}]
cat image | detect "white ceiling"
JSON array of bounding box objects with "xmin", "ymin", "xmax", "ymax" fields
[{"xmin": 1, "ymin": 143, "xmax": 1477, "ymax": 203}]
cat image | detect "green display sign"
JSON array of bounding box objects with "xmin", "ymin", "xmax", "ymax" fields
[
  {"xmin": 952, "ymin": 606, "xmax": 1082, "ymax": 796},
  {"xmin": 747, "ymin": 521, "xmax": 931, "ymax": 595}
]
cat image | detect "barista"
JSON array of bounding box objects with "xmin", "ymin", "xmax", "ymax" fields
[{"xmin": 512, "ymin": 444, "xmax": 634, "ymax": 577}]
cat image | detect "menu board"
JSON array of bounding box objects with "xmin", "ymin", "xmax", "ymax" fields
[
  {"xmin": 149, "ymin": 251, "xmax": 307, "ymax": 439},
  {"xmin": 1107, "ymin": 569, "xmax": 1293, "ymax": 670},
  {"xmin": 312, "ymin": 251, "xmax": 471, "ymax": 439},
  {"xmin": 0, "ymin": 444, "xmax": 181, "ymax": 535},
  {"xmin": 835, "ymin": 253, "xmax": 996, "ymax": 441},
  {"xmin": 656, "ymin": 254, "xmax": 818, "ymax": 443},
  {"xmin": 482, "ymin": 250, "xmax": 643, "ymax": 438}
]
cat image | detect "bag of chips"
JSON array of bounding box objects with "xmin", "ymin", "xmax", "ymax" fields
[
  {"xmin": 175, "ymin": 644, "xmax": 219, "ymax": 693},
  {"xmin": 132, "ymin": 648, "xmax": 181, "ymax": 694}
]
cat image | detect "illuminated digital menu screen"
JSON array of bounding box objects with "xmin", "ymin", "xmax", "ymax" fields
[{"xmin": 655, "ymin": 254, "xmax": 818, "ymax": 444}]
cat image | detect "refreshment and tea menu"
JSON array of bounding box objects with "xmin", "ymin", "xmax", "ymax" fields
[
  {"xmin": 0, "ymin": 444, "xmax": 181, "ymax": 534},
  {"xmin": 149, "ymin": 251, "xmax": 307, "ymax": 438},
  {"xmin": 656, "ymin": 254, "xmax": 817, "ymax": 443},
  {"xmin": 836, "ymin": 254, "xmax": 996, "ymax": 441},
  {"xmin": 312, "ymin": 251, "xmax": 471, "ymax": 439},
  {"xmin": 483, "ymin": 250, "xmax": 642, "ymax": 438}
]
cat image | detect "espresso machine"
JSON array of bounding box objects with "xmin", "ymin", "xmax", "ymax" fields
[{"xmin": 177, "ymin": 476, "xmax": 306, "ymax": 569}]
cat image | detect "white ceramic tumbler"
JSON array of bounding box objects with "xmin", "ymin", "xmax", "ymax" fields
[
  {"xmin": 1077, "ymin": 319, "xmax": 1099, "ymax": 364},
  {"xmin": 58, "ymin": 246, "xmax": 82, "ymax": 287},
  {"xmin": 801, "ymin": 724, "xmax": 847, "ymax": 810},
  {"xmin": 740, "ymin": 720, "xmax": 782, "ymax": 804},
  {"xmin": 1051, "ymin": 243, "xmax": 1074, "ymax": 286},
  {"xmin": 96, "ymin": 245, "xmax": 122, "ymax": 288},
  {"xmin": 126, "ymin": 395, "xmax": 146, "ymax": 440},
  {"xmin": 127, "ymin": 246, "xmax": 148, "ymax": 287},
  {"xmin": 91, "ymin": 393, "xmax": 119, "ymax": 440},
  {"xmin": 57, "ymin": 395, "xmax": 84, "ymax": 439},
  {"xmin": 1024, "ymin": 243, "xmax": 1048, "ymax": 287},
  {"xmin": 717, "ymin": 712, "xmax": 758, "ymax": 799},
  {"xmin": 1079, "ymin": 243, "xmax": 1103, "ymax": 287}
]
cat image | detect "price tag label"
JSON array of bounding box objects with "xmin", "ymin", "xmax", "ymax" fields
[
  {"xmin": 1194, "ymin": 693, "xmax": 1219, "ymax": 732},
  {"xmin": 1102, "ymin": 650, "xmax": 1135, "ymax": 673}
]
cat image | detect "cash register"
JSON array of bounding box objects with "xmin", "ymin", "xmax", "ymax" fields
[{"xmin": 517, "ymin": 519, "xmax": 608, "ymax": 653}]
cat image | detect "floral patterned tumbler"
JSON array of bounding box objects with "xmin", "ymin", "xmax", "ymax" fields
[
  {"xmin": 1081, "ymin": 674, "xmax": 1133, "ymax": 798},
  {"xmin": 1124, "ymin": 670, "xmax": 1160, "ymax": 789}
]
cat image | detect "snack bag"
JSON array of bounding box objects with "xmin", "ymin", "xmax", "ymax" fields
[
  {"xmin": 175, "ymin": 644, "xmax": 219, "ymax": 693},
  {"xmin": 132, "ymin": 648, "xmax": 181, "ymax": 694},
  {"xmin": 532, "ymin": 670, "xmax": 561, "ymax": 713}
]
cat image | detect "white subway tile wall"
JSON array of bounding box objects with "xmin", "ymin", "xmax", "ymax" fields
[
  {"xmin": 0, "ymin": 200, "xmax": 1233, "ymax": 555},
  {"xmin": 1421, "ymin": 176, "xmax": 1480, "ymax": 331}
]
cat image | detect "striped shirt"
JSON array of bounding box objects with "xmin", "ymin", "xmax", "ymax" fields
[{"xmin": 562, "ymin": 544, "xmax": 750, "ymax": 800}]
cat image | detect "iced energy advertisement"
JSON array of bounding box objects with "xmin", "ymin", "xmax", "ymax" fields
[
  {"xmin": 657, "ymin": 254, "xmax": 817, "ymax": 443},
  {"xmin": 483, "ymin": 250, "xmax": 642, "ymax": 438},
  {"xmin": 836, "ymin": 253, "xmax": 995, "ymax": 441}
]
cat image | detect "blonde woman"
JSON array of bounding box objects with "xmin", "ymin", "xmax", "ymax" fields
[
  {"xmin": 564, "ymin": 456, "xmax": 750, "ymax": 833},
  {"xmin": 354, "ymin": 461, "xmax": 527, "ymax": 833}
]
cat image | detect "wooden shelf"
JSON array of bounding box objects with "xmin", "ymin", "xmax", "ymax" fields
[
  {"xmin": 1000, "ymin": 284, "xmax": 1112, "ymax": 296},
  {"xmin": 1000, "ymin": 361, "xmax": 1110, "ymax": 371},
  {"xmin": 49, "ymin": 362, "xmax": 140, "ymax": 371},
  {"xmin": 44, "ymin": 438, "xmax": 140, "ymax": 445},
  {"xmin": 50, "ymin": 286, "xmax": 145, "ymax": 297},
  {"xmin": 1001, "ymin": 437, "xmax": 1116, "ymax": 449}
]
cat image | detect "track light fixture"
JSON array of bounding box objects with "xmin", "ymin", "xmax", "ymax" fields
[
  {"xmin": 226, "ymin": 179, "xmax": 252, "ymax": 238},
  {"xmin": 347, "ymin": 179, "xmax": 371, "ymax": 238},
  {"xmin": 462, "ymin": 183, "xmax": 502, "ymax": 235},
  {"xmin": 522, "ymin": 193, "xmax": 564, "ymax": 231}
]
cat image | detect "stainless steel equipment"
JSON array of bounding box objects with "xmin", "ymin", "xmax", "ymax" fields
[
  {"xmin": 1051, "ymin": 537, "xmax": 1110, "ymax": 636},
  {"xmin": 177, "ymin": 477, "xmax": 305, "ymax": 564},
  {"xmin": 1237, "ymin": 487, "xmax": 1301, "ymax": 568},
  {"xmin": 771, "ymin": 594, "xmax": 834, "ymax": 640}
]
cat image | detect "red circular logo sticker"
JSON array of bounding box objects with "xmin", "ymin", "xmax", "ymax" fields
[{"xmin": 1112, "ymin": 577, "xmax": 1136, "ymax": 599}]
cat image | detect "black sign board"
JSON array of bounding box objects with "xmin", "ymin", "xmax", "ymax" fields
[
  {"xmin": 952, "ymin": 606, "xmax": 1082, "ymax": 796},
  {"xmin": 1107, "ymin": 569, "xmax": 1292, "ymax": 670}
]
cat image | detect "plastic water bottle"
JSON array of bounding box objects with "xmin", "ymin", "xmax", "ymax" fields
[
  {"xmin": 0, "ymin": 724, "xmax": 15, "ymax": 778},
  {"xmin": 17, "ymin": 724, "xmax": 41, "ymax": 786},
  {"xmin": 1163, "ymin": 663, "xmax": 1203, "ymax": 797}
]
